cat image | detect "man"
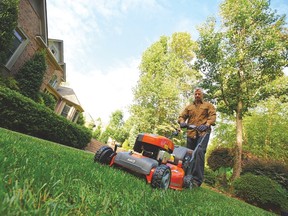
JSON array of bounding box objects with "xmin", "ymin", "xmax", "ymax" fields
[{"xmin": 178, "ymin": 88, "xmax": 216, "ymax": 187}]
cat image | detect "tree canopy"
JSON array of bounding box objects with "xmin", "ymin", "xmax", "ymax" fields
[
  {"xmin": 129, "ymin": 32, "xmax": 200, "ymax": 139},
  {"xmin": 195, "ymin": 0, "xmax": 288, "ymax": 179}
]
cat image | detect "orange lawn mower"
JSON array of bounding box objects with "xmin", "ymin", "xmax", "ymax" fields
[{"xmin": 93, "ymin": 125, "xmax": 207, "ymax": 190}]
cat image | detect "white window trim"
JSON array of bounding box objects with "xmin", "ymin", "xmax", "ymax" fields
[{"xmin": 5, "ymin": 27, "xmax": 29, "ymax": 70}]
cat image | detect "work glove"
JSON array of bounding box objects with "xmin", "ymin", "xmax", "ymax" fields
[
  {"xmin": 197, "ymin": 124, "xmax": 209, "ymax": 131},
  {"xmin": 179, "ymin": 122, "xmax": 187, "ymax": 128}
]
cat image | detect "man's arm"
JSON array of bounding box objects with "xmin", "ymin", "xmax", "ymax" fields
[
  {"xmin": 206, "ymin": 103, "xmax": 216, "ymax": 126},
  {"xmin": 178, "ymin": 106, "xmax": 189, "ymax": 124}
]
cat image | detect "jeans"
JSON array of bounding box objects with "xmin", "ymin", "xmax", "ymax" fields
[{"xmin": 186, "ymin": 133, "xmax": 210, "ymax": 186}]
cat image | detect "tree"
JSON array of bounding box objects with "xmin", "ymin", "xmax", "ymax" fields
[
  {"xmin": 92, "ymin": 118, "xmax": 103, "ymax": 140},
  {"xmin": 99, "ymin": 110, "xmax": 128, "ymax": 144},
  {"xmin": 129, "ymin": 32, "xmax": 200, "ymax": 139},
  {"xmin": 244, "ymin": 95, "xmax": 288, "ymax": 163},
  {"xmin": 0, "ymin": 0, "xmax": 19, "ymax": 65},
  {"xmin": 195, "ymin": 0, "xmax": 288, "ymax": 180}
]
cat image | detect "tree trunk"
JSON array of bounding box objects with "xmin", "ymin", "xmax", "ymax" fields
[{"xmin": 231, "ymin": 101, "xmax": 243, "ymax": 181}]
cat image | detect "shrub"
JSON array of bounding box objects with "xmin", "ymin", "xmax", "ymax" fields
[
  {"xmin": 242, "ymin": 158, "xmax": 288, "ymax": 190},
  {"xmin": 233, "ymin": 173, "xmax": 288, "ymax": 214},
  {"xmin": 39, "ymin": 92, "xmax": 56, "ymax": 110},
  {"xmin": 0, "ymin": 86, "xmax": 91, "ymax": 149},
  {"xmin": 207, "ymin": 147, "xmax": 258, "ymax": 171},
  {"xmin": 204, "ymin": 168, "xmax": 217, "ymax": 186},
  {"xmin": 207, "ymin": 147, "xmax": 234, "ymax": 171},
  {"xmin": 0, "ymin": 74, "xmax": 18, "ymax": 90},
  {"xmin": 15, "ymin": 50, "xmax": 47, "ymax": 100}
]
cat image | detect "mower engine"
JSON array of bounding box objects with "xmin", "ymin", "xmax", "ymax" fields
[
  {"xmin": 157, "ymin": 150, "xmax": 172, "ymax": 164},
  {"xmin": 133, "ymin": 133, "xmax": 174, "ymax": 159}
]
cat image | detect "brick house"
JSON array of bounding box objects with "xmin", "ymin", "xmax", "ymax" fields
[{"xmin": 1, "ymin": 0, "xmax": 83, "ymax": 123}]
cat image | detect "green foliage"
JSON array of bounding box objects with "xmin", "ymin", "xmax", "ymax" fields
[
  {"xmin": 0, "ymin": 128, "xmax": 275, "ymax": 215},
  {"xmin": 242, "ymin": 158, "xmax": 288, "ymax": 191},
  {"xmin": 76, "ymin": 112, "xmax": 85, "ymax": 126},
  {"xmin": 203, "ymin": 168, "xmax": 217, "ymax": 186},
  {"xmin": 0, "ymin": 74, "xmax": 19, "ymax": 90},
  {"xmin": 195, "ymin": 0, "xmax": 288, "ymax": 179},
  {"xmin": 129, "ymin": 32, "xmax": 200, "ymax": 139},
  {"xmin": 100, "ymin": 110, "xmax": 128, "ymax": 144},
  {"xmin": 210, "ymin": 97, "xmax": 288, "ymax": 163},
  {"xmin": 0, "ymin": 86, "xmax": 91, "ymax": 149},
  {"xmin": 98, "ymin": 127, "xmax": 113, "ymax": 144},
  {"xmin": 209, "ymin": 113, "xmax": 236, "ymax": 148},
  {"xmin": 206, "ymin": 147, "xmax": 235, "ymax": 189},
  {"xmin": 244, "ymin": 96, "xmax": 288, "ymax": 163},
  {"xmin": 207, "ymin": 147, "xmax": 234, "ymax": 171},
  {"xmin": 207, "ymin": 146, "xmax": 288, "ymax": 190},
  {"xmin": 39, "ymin": 92, "xmax": 56, "ymax": 110},
  {"xmin": 15, "ymin": 50, "xmax": 47, "ymax": 101},
  {"xmin": 92, "ymin": 124, "xmax": 102, "ymax": 140},
  {"xmin": 233, "ymin": 173, "xmax": 288, "ymax": 214},
  {"xmin": 258, "ymin": 76, "xmax": 288, "ymax": 103},
  {"xmin": 0, "ymin": 0, "xmax": 19, "ymax": 65},
  {"xmin": 121, "ymin": 139, "xmax": 130, "ymax": 150}
]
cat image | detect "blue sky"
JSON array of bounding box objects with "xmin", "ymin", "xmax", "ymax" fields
[{"xmin": 47, "ymin": 0, "xmax": 288, "ymax": 124}]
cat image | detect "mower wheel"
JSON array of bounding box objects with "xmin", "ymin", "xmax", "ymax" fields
[
  {"xmin": 151, "ymin": 165, "xmax": 171, "ymax": 189},
  {"xmin": 94, "ymin": 146, "xmax": 114, "ymax": 165},
  {"xmin": 183, "ymin": 175, "xmax": 193, "ymax": 189}
]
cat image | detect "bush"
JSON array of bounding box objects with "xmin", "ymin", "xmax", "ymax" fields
[
  {"xmin": 0, "ymin": 86, "xmax": 91, "ymax": 149},
  {"xmin": 233, "ymin": 173, "xmax": 288, "ymax": 214},
  {"xmin": 15, "ymin": 50, "xmax": 47, "ymax": 101},
  {"xmin": 242, "ymin": 158, "xmax": 288, "ymax": 190},
  {"xmin": 204, "ymin": 168, "xmax": 217, "ymax": 186},
  {"xmin": 207, "ymin": 147, "xmax": 258, "ymax": 171},
  {"xmin": 0, "ymin": 74, "xmax": 19, "ymax": 90},
  {"xmin": 39, "ymin": 92, "xmax": 56, "ymax": 110},
  {"xmin": 207, "ymin": 147, "xmax": 234, "ymax": 171}
]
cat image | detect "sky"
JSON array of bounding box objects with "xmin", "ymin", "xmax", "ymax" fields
[{"xmin": 46, "ymin": 0, "xmax": 288, "ymax": 125}]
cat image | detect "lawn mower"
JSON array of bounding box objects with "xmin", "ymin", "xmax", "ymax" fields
[{"xmin": 93, "ymin": 125, "xmax": 203, "ymax": 190}]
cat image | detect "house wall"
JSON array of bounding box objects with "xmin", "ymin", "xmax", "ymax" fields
[
  {"xmin": 10, "ymin": 0, "xmax": 42, "ymax": 74},
  {"xmin": 41, "ymin": 57, "xmax": 63, "ymax": 91},
  {"xmin": 55, "ymin": 99, "xmax": 79, "ymax": 122},
  {"xmin": 4, "ymin": 0, "xmax": 83, "ymax": 123},
  {"xmin": 11, "ymin": 0, "xmax": 64, "ymax": 93}
]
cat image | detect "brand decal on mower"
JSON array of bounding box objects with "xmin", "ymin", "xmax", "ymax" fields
[{"xmin": 127, "ymin": 158, "xmax": 136, "ymax": 163}]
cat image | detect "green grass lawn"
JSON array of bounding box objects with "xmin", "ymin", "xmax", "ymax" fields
[{"xmin": 0, "ymin": 127, "xmax": 276, "ymax": 215}]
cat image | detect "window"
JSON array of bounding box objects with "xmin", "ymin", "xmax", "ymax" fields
[
  {"xmin": 49, "ymin": 74, "xmax": 58, "ymax": 88},
  {"xmin": 5, "ymin": 30, "xmax": 24, "ymax": 60},
  {"xmin": 72, "ymin": 111, "xmax": 79, "ymax": 123},
  {"xmin": 61, "ymin": 104, "xmax": 71, "ymax": 118},
  {"xmin": 5, "ymin": 28, "xmax": 29, "ymax": 69}
]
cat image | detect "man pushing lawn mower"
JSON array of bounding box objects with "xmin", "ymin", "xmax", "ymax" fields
[{"xmin": 178, "ymin": 87, "xmax": 216, "ymax": 188}]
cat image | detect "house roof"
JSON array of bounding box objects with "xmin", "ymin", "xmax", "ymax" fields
[{"xmin": 57, "ymin": 86, "xmax": 84, "ymax": 112}]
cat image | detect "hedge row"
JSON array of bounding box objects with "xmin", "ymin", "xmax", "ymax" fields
[
  {"xmin": 233, "ymin": 173, "xmax": 288, "ymax": 214},
  {"xmin": 0, "ymin": 86, "xmax": 91, "ymax": 149},
  {"xmin": 206, "ymin": 147, "xmax": 288, "ymax": 214},
  {"xmin": 207, "ymin": 147, "xmax": 287, "ymax": 189}
]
